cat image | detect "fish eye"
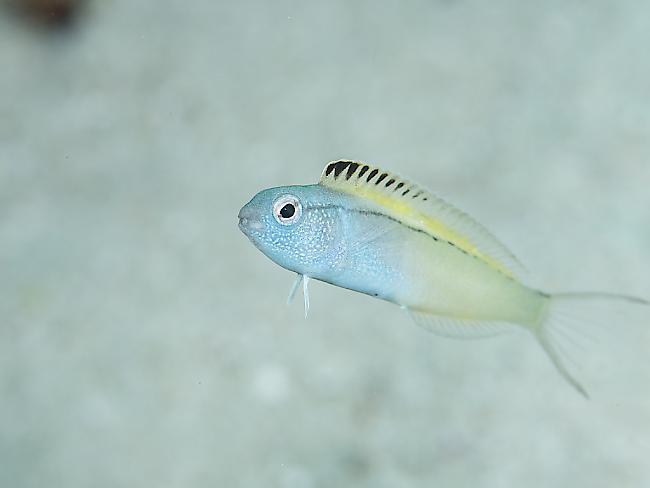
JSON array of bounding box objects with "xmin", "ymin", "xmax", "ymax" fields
[{"xmin": 273, "ymin": 194, "xmax": 302, "ymax": 225}]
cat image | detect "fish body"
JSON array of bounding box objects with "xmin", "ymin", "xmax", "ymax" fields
[{"xmin": 238, "ymin": 160, "xmax": 647, "ymax": 396}]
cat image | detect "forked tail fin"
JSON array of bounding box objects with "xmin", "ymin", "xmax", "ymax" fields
[{"xmin": 533, "ymin": 292, "xmax": 649, "ymax": 398}]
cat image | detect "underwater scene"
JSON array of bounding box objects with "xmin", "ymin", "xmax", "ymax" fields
[{"xmin": 1, "ymin": 1, "xmax": 649, "ymax": 487}]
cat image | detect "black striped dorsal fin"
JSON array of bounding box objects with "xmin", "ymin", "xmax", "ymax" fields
[{"xmin": 319, "ymin": 160, "xmax": 526, "ymax": 278}]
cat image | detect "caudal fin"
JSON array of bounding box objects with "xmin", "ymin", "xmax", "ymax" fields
[{"xmin": 534, "ymin": 292, "xmax": 649, "ymax": 398}]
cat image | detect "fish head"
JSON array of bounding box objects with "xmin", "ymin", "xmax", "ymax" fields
[{"xmin": 238, "ymin": 184, "xmax": 344, "ymax": 276}]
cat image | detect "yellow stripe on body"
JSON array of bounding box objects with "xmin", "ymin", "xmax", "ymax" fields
[
  {"xmin": 349, "ymin": 185, "xmax": 515, "ymax": 278},
  {"xmin": 319, "ymin": 160, "xmax": 518, "ymax": 279}
]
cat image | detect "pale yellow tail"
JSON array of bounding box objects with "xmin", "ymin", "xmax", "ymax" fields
[
  {"xmin": 409, "ymin": 291, "xmax": 648, "ymax": 397},
  {"xmin": 533, "ymin": 292, "xmax": 649, "ymax": 398}
]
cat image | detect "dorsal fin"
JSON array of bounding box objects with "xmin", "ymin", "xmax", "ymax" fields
[{"xmin": 319, "ymin": 160, "xmax": 525, "ymax": 279}]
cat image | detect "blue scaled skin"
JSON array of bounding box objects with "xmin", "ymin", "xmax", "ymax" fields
[{"xmin": 238, "ymin": 184, "xmax": 404, "ymax": 303}]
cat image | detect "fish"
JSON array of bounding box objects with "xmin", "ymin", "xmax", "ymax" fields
[{"xmin": 238, "ymin": 160, "xmax": 648, "ymax": 397}]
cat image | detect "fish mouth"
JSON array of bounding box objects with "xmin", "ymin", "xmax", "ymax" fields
[
  {"xmin": 237, "ymin": 215, "xmax": 248, "ymax": 231},
  {"xmin": 238, "ymin": 206, "xmax": 264, "ymax": 236}
]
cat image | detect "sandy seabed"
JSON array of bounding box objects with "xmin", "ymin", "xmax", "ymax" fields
[{"xmin": 1, "ymin": 1, "xmax": 649, "ymax": 487}]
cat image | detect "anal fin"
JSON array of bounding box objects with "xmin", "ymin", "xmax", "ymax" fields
[{"xmin": 408, "ymin": 310, "xmax": 516, "ymax": 340}]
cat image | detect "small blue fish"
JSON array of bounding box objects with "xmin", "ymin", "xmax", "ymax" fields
[{"xmin": 238, "ymin": 160, "xmax": 648, "ymax": 396}]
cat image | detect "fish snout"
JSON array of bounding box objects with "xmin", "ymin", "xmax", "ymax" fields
[{"xmin": 238, "ymin": 204, "xmax": 263, "ymax": 234}]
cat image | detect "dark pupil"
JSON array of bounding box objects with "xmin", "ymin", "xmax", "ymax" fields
[{"xmin": 280, "ymin": 203, "xmax": 295, "ymax": 219}]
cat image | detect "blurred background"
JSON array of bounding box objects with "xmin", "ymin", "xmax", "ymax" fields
[{"xmin": 1, "ymin": 1, "xmax": 649, "ymax": 487}]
